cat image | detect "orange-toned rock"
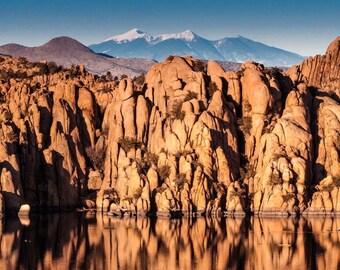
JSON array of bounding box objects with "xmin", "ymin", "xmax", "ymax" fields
[{"xmin": 0, "ymin": 38, "xmax": 339, "ymax": 216}]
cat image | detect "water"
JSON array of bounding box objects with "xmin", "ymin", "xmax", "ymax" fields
[{"xmin": 0, "ymin": 214, "xmax": 339, "ymax": 270}]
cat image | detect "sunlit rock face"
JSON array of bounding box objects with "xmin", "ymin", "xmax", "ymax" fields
[
  {"xmin": 0, "ymin": 215, "xmax": 339, "ymax": 270},
  {"xmin": 97, "ymin": 57, "xmax": 242, "ymax": 216},
  {"xmin": 0, "ymin": 36, "xmax": 339, "ymax": 216},
  {"xmin": 288, "ymin": 36, "xmax": 340, "ymax": 94}
]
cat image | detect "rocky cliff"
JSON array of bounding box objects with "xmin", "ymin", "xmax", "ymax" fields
[
  {"xmin": 0, "ymin": 37, "xmax": 339, "ymax": 217},
  {"xmin": 288, "ymin": 36, "xmax": 340, "ymax": 93}
]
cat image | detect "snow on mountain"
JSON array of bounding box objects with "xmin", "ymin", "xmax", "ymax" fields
[
  {"xmin": 153, "ymin": 30, "xmax": 197, "ymax": 43},
  {"xmin": 89, "ymin": 29, "xmax": 305, "ymax": 66},
  {"xmin": 103, "ymin": 28, "xmax": 152, "ymax": 43}
]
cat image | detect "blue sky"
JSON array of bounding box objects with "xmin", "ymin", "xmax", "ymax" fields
[{"xmin": 0, "ymin": 0, "xmax": 339, "ymax": 56}]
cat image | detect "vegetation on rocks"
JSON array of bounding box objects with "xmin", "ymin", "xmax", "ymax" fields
[
  {"xmin": 170, "ymin": 100, "xmax": 185, "ymax": 120},
  {"xmin": 0, "ymin": 37, "xmax": 339, "ymax": 216},
  {"xmin": 118, "ymin": 137, "xmax": 142, "ymax": 152}
]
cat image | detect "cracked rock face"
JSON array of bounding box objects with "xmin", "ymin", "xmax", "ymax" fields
[
  {"xmin": 0, "ymin": 37, "xmax": 339, "ymax": 216},
  {"xmin": 288, "ymin": 36, "xmax": 340, "ymax": 94}
]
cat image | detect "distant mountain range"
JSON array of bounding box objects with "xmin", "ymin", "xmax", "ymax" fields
[
  {"xmin": 0, "ymin": 37, "xmax": 156, "ymax": 77},
  {"xmin": 89, "ymin": 28, "xmax": 305, "ymax": 67},
  {"xmin": 0, "ymin": 29, "xmax": 305, "ymax": 77}
]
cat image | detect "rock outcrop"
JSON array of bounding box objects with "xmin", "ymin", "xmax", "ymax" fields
[
  {"xmin": 0, "ymin": 37, "xmax": 339, "ymax": 216},
  {"xmin": 288, "ymin": 36, "xmax": 340, "ymax": 94}
]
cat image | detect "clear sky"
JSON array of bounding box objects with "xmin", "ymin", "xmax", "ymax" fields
[{"xmin": 0, "ymin": 0, "xmax": 339, "ymax": 56}]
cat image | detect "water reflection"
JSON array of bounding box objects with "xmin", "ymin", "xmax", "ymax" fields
[{"xmin": 0, "ymin": 214, "xmax": 339, "ymax": 270}]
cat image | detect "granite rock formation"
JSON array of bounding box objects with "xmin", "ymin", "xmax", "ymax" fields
[{"xmin": 0, "ymin": 37, "xmax": 339, "ymax": 217}]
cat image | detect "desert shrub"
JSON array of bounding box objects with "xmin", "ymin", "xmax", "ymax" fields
[
  {"xmin": 270, "ymin": 172, "xmax": 282, "ymax": 185},
  {"xmin": 272, "ymin": 152, "xmax": 287, "ymax": 161},
  {"xmin": 158, "ymin": 165, "xmax": 171, "ymax": 181},
  {"xmin": 334, "ymin": 175, "xmax": 340, "ymax": 187},
  {"xmin": 243, "ymin": 100, "xmax": 252, "ymax": 113},
  {"xmin": 135, "ymin": 158, "xmax": 150, "ymax": 175},
  {"xmin": 0, "ymin": 93, "xmax": 4, "ymax": 102},
  {"xmin": 239, "ymin": 161, "xmax": 255, "ymax": 181},
  {"xmin": 103, "ymin": 188, "xmax": 119, "ymax": 203},
  {"xmin": 282, "ymin": 193, "xmax": 295, "ymax": 203},
  {"xmin": 263, "ymin": 67, "xmax": 283, "ymax": 76},
  {"xmin": 263, "ymin": 68, "xmax": 271, "ymax": 75},
  {"xmin": 212, "ymin": 182, "xmax": 226, "ymax": 194},
  {"xmin": 166, "ymin": 55, "xmax": 175, "ymax": 62},
  {"xmin": 69, "ymin": 65, "xmax": 81, "ymax": 78},
  {"xmin": 133, "ymin": 186, "xmax": 143, "ymax": 199},
  {"xmin": 99, "ymin": 86, "xmax": 111, "ymax": 93},
  {"xmin": 0, "ymin": 57, "xmax": 5, "ymax": 63},
  {"xmin": 230, "ymin": 189, "xmax": 245, "ymax": 198},
  {"xmin": 15, "ymin": 70, "xmax": 28, "ymax": 79},
  {"xmin": 35, "ymin": 62, "xmax": 49, "ymax": 75},
  {"xmin": 239, "ymin": 154, "xmax": 254, "ymax": 180},
  {"xmin": 192, "ymin": 60, "xmax": 205, "ymax": 72},
  {"xmin": 0, "ymin": 68, "xmax": 14, "ymax": 81},
  {"xmin": 174, "ymin": 173, "xmax": 187, "ymax": 189},
  {"xmin": 320, "ymin": 185, "xmax": 334, "ymax": 192},
  {"xmin": 243, "ymin": 117, "xmax": 252, "ymax": 132},
  {"xmin": 106, "ymin": 71, "xmax": 113, "ymax": 81},
  {"xmin": 120, "ymin": 74, "xmax": 128, "ymax": 80},
  {"xmin": 0, "ymin": 70, "xmax": 6, "ymax": 80},
  {"xmin": 31, "ymin": 82, "xmax": 41, "ymax": 93},
  {"xmin": 133, "ymin": 73, "xmax": 145, "ymax": 85},
  {"xmin": 237, "ymin": 116, "xmax": 252, "ymax": 133},
  {"xmin": 86, "ymin": 146, "xmax": 106, "ymax": 171},
  {"xmin": 99, "ymin": 75, "xmax": 108, "ymax": 83},
  {"xmin": 118, "ymin": 137, "xmax": 142, "ymax": 152},
  {"xmin": 184, "ymin": 91, "xmax": 198, "ymax": 102},
  {"xmin": 321, "ymin": 175, "xmax": 340, "ymax": 191},
  {"xmin": 0, "ymin": 68, "xmax": 29, "ymax": 80},
  {"xmin": 8, "ymin": 131, "xmax": 19, "ymax": 142},
  {"xmin": 1, "ymin": 69, "xmax": 20, "ymax": 80},
  {"xmin": 18, "ymin": 57, "xmax": 27, "ymax": 64},
  {"xmin": 156, "ymin": 185, "xmax": 167, "ymax": 193},
  {"xmin": 237, "ymin": 67, "xmax": 245, "ymax": 77},
  {"xmin": 27, "ymin": 110, "xmax": 34, "ymax": 117},
  {"xmin": 262, "ymin": 124, "xmax": 273, "ymax": 135},
  {"xmin": 174, "ymin": 150, "xmax": 192, "ymax": 160},
  {"xmin": 192, "ymin": 160, "xmax": 203, "ymax": 170},
  {"xmin": 144, "ymin": 150, "xmax": 159, "ymax": 165},
  {"xmin": 47, "ymin": 61, "xmax": 63, "ymax": 74},
  {"xmin": 207, "ymin": 81, "xmax": 218, "ymax": 98},
  {"xmin": 4, "ymin": 110, "xmax": 12, "ymax": 121},
  {"xmin": 170, "ymin": 100, "xmax": 185, "ymax": 120}
]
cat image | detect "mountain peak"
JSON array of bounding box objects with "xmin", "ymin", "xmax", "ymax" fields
[
  {"xmin": 42, "ymin": 36, "xmax": 93, "ymax": 53},
  {"xmin": 155, "ymin": 29, "xmax": 198, "ymax": 42},
  {"xmin": 104, "ymin": 28, "xmax": 151, "ymax": 43},
  {"xmin": 89, "ymin": 29, "xmax": 305, "ymax": 66},
  {"xmin": 179, "ymin": 29, "xmax": 197, "ymax": 40}
]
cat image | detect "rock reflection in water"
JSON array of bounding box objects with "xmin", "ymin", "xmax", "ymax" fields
[{"xmin": 0, "ymin": 214, "xmax": 339, "ymax": 270}]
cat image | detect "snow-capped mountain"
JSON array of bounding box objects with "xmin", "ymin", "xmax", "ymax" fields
[
  {"xmin": 103, "ymin": 28, "xmax": 152, "ymax": 43},
  {"xmin": 89, "ymin": 29, "xmax": 305, "ymax": 66}
]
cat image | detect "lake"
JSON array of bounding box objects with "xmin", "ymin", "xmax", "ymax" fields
[{"xmin": 0, "ymin": 213, "xmax": 339, "ymax": 269}]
